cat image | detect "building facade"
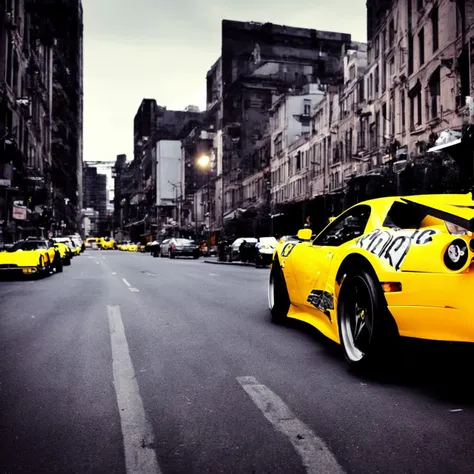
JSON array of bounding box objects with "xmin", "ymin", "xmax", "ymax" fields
[
  {"xmin": 0, "ymin": 0, "xmax": 83, "ymax": 242},
  {"xmin": 190, "ymin": 4, "xmax": 473, "ymax": 241},
  {"xmin": 125, "ymin": 100, "xmax": 202, "ymax": 242},
  {"xmin": 203, "ymin": 20, "xmax": 354, "ymax": 238},
  {"xmin": 83, "ymin": 165, "xmax": 107, "ymax": 236}
]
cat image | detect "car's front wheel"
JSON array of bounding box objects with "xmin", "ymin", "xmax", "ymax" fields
[
  {"xmin": 337, "ymin": 269, "xmax": 398, "ymax": 370},
  {"xmin": 268, "ymin": 261, "xmax": 290, "ymax": 324}
]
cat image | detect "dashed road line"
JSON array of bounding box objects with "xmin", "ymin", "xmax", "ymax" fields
[
  {"xmin": 236, "ymin": 376, "xmax": 344, "ymax": 474},
  {"xmin": 122, "ymin": 277, "xmax": 139, "ymax": 292},
  {"xmin": 107, "ymin": 305, "xmax": 161, "ymax": 474}
]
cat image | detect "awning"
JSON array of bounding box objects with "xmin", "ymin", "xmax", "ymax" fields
[
  {"xmin": 223, "ymin": 210, "xmax": 238, "ymax": 221},
  {"xmin": 428, "ymin": 138, "xmax": 462, "ymax": 153}
]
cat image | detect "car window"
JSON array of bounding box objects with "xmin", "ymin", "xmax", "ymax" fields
[
  {"xmin": 12, "ymin": 241, "xmax": 45, "ymax": 251},
  {"xmin": 313, "ymin": 205, "xmax": 371, "ymax": 247}
]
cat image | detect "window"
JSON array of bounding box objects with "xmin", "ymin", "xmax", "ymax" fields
[
  {"xmin": 401, "ymin": 90, "xmax": 406, "ymax": 131},
  {"xmin": 389, "ymin": 20, "xmax": 395, "ymax": 45},
  {"xmin": 313, "ymin": 205, "xmax": 371, "ymax": 247},
  {"xmin": 381, "ymin": 104, "xmax": 387, "ymax": 141},
  {"xmin": 431, "ymin": 6, "xmax": 439, "ymax": 52},
  {"xmin": 349, "ymin": 64, "xmax": 355, "ymax": 80},
  {"xmin": 382, "ymin": 61, "xmax": 386, "ymax": 91},
  {"xmin": 390, "ymin": 97, "xmax": 395, "ymax": 136},
  {"xmin": 359, "ymin": 78, "xmax": 365, "ymax": 101},
  {"xmin": 417, "ymin": 0, "xmax": 423, "ymax": 10},
  {"xmin": 429, "ymin": 68, "xmax": 440, "ymax": 119},
  {"xmin": 418, "ymin": 28, "xmax": 424, "ymax": 65},
  {"xmin": 408, "ymin": 35, "xmax": 414, "ymax": 75},
  {"xmin": 375, "ymin": 66, "xmax": 379, "ymax": 94},
  {"xmin": 303, "ymin": 99, "xmax": 311, "ymax": 115},
  {"xmin": 417, "ymin": 92, "xmax": 422, "ymax": 125},
  {"xmin": 274, "ymin": 133, "xmax": 282, "ymax": 155}
]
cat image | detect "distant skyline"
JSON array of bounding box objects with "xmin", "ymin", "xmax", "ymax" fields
[{"xmin": 82, "ymin": 0, "xmax": 366, "ymax": 163}]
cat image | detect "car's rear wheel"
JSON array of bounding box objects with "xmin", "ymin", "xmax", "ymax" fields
[
  {"xmin": 268, "ymin": 260, "xmax": 290, "ymax": 324},
  {"xmin": 337, "ymin": 269, "xmax": 397, "ymax": 370}
]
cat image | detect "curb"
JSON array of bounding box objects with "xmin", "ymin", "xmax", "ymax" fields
[{"xmin": 203, "ymin": 260, "xmax": 255, "ymax": 267}]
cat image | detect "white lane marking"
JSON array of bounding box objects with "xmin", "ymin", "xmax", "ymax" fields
[
  {"xmin": 450, "ymin": 408, "xmax": 463, "ymax": 412},
  {"xmin": 112, "ymin": 272, "xmax": 117, "ymax": 275},
  {"xmin": 107, "ymin": 305, "xmax": 161, "ymax": 474},
  {"xmin": 237, "ymin": 376, "xmax": 344, "ymax": 474},
  {"xmin": 209, "ymin": 273, "xmax": 220, "ymax": 277},
  {"xmin": 129, "ymin": 288, "xmax": 140, "ymax": 292},
  {"xmin": 122, "ymin": 278, "xmax": 131, "ymax": 287}
]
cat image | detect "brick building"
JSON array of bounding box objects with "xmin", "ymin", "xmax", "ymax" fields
[{"xmin": 269, "ymin": 0, "xmax": 474, "ymax": 236}]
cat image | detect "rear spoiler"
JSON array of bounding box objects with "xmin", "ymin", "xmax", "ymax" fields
[{"xmin": 401, "ymin": 197, "xmax": 474, "ymax": 232}]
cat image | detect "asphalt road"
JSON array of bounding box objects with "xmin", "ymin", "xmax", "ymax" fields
[{"xmin": 1, "ymin": 250, "xmax": 474, "ymax": 474}]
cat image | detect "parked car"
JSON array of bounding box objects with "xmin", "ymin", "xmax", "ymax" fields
[
  {"xmin": 0, "ymin": 239, "xmax": 62, "ymax": 276},
  {"xmin": 255, "ymin": 237, "xmax": 278, "ymax": 267},
  {"xmin": 159, "ymin": 238, "xmax": 200, "ymax": 259},
  {"xmin": 229, "ymin": 237, "xmax": 258, "ymax": 261}
]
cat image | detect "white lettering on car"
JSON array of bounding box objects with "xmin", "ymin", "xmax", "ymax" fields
[{"xmin": 356, "ymin": 228, "xmax": 438, "ymax": 271}]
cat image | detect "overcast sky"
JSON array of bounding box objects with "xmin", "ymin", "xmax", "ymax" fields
[{"xmin": 82, "ymin": 0, "xmax": 366, "ymax": 163}]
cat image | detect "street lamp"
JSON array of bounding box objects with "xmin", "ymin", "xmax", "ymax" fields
[{"xmin": 197, "ymin": 155, "xmax": 211, "ymax": 255}]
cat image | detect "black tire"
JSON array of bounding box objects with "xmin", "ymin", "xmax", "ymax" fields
[
  {"xmin": 268, "ymin": 260, "xmax": 290, "ymax": 324},
  {"xmin": 64, "ymin": 256, "xmax": 72, "ymax": 266},
  {"xmin": 337, "ymin": 269, "xmax": 398, "ymax": 371},
  {"xmin": 169, "ymin": 252, "xmax": 175, "ymax": 259}
]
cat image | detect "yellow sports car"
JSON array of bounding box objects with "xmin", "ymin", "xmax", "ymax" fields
[
  {"xmin": 269, "ymin": 193, "xmax": 474, "ymax": 369},
  {"xmin": 100, "ymin": 238, "xmax": 115, "ymax": 250},
  {"xmin": 0, "ymin": 239, "xmax": 61, "ymax": 276}
]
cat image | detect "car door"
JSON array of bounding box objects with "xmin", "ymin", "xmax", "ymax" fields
[{"xmin": 290, "ymin": 205, "xmax": 372, "ymax": 316}]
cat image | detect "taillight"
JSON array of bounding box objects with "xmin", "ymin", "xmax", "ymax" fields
[{"xmin": 443, "ymin": 238, "xmax": 469, "ymax": 271}]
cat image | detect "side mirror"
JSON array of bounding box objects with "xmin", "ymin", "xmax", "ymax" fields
[
  {"xmin": 328, "ymin": 217, "xmax": 336, "ymax": 223},
  {"xmin": 297, "ymin": 228, "xmax": 312, "ymax": 241}
]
